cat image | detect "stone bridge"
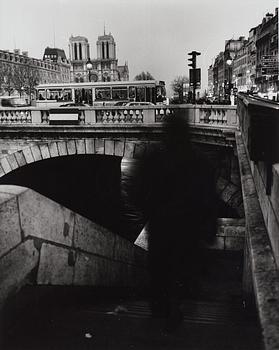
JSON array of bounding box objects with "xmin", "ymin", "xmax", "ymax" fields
[
  {"xmin": 2, "ymin": 100, "xmax": 279, "ymax": 349},
  {"xmin": 0, "ymin": 104, "xmax": 242, "ymax": 221}
]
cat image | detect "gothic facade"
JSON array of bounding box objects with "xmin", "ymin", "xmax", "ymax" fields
[{"xmin": 69, "ymin": 32, "xmax": 129, "ymax": 83}]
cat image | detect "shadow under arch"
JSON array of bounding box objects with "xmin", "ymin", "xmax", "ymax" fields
[{"xmin": 0, "ymin": 137, "xmax": 244, "ymax": 238}]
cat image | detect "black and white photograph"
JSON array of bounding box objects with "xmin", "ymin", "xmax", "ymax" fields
[{"xmin": 0, "ymin": 0, "xmax": 278, "ymax": 349}]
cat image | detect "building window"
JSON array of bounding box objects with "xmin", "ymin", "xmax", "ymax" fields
[
  {"xmin": 102, "ymin": 42, "xmax": 105, "ymax": 59},
  {"xmin": 106, "ymin": 42, "xmax": 109, "ymax": 58},
  {"xmin": 74, "ymin": 43, "xmax": 78, "ymax": 60},
  {"xmin": 79, "ymin": 43, "xmax": 82, "ymax": 60}
]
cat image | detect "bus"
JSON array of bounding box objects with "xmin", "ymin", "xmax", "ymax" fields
[{"xmin": 35, "ymin": 80, "xmax": 166, "ymax": 107}]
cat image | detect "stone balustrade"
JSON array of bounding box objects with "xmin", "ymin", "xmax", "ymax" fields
[
  {"xmin": 0, "ymin": 104, "xmax": 238, "ymax": 128},
  {"xmin": 0, "ymin": 109, "xmax": 32, "ymax": 123}
]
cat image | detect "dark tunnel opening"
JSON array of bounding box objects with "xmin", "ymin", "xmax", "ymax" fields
[
  {"xmin": 0, "ymin": 154, "xmax": 141, "ymax": 240},
  {"xmin": 0, "ymin": 147, "xmax": 242, "ymax": 242}
]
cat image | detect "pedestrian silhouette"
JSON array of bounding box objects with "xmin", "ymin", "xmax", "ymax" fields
[{"xmin": 132, "ymin": 114, "xmax": 218, "ymax": 332}]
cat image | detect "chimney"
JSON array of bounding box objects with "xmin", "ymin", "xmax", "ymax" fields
[
  {"xmin": 14, "ymin": 49, "xmax": 20, "ymax": 55},
  {"xmin": 275, "ymin": 8, "xmax": 278, "ymax": 16}
]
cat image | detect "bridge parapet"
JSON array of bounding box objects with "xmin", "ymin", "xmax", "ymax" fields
[
  {"xmin": 237, "ymin": 94, "xmax": 279, "ymax": 350},
  {"xmin": 0, "ymin": 104, "xmax": 238, "ymax": 128}
]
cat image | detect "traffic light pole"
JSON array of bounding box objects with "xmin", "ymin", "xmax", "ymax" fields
[
  {"xmin": 188, "ymin": 51, "xmax": 201, "ymax": 104},
  {"xmin": 192, "ymin": 81, "xmax": 196, "ymax": 104}
]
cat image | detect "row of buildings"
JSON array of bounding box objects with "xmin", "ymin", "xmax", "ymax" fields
[
  {"xmin": 208, "ymin": 8, "xmax": 278, "ymax": 101},
  {"xmin": 0, "ymin": 31, "xmax": 129, "ymax": 97}
]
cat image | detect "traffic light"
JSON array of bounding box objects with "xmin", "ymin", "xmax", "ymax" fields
[
  {"xmin": 188, "ymin": 51, "xmax": 201, "ymax": 69},
  {"xmin": 188, "ymin": 56, "xmax": 196, "ymax": 69},
  {"xmin": 187, "ymin": 51, "xmax": 201, "ymax": 104}
]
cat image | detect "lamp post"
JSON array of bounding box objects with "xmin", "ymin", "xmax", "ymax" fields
[
  {"xmin": 226, "ymin": 57, "xmax": 233, "ymax": 105},
  {"xmin": 86, "ymin": 58, "xmax": 93, "ymax": 82}
]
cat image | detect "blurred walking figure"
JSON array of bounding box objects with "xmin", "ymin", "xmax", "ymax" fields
[{"xmin": 133, "ymin": 114, "xmax": 218, "ymax": 332}]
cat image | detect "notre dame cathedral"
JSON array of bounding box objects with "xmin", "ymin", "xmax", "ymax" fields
[{"xmin": 68, "ymin": 31, "xmax": 129, "ymax": 83}]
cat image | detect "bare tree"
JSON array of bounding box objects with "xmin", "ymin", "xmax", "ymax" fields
[
  {"xmin": 171, "ymin": 75, "xmax": 189, "ymax": 103},
  {"xmin": 134, "ymin": 71, "xmax": 155, "ymax": 80},
  {"xmin": 0, "ymin": 63, "xmax": 7, "ymax": 95},
  {"xmin": 23, "ymin": 62, "xmax": 40, "ymax": 102},
  {"xmin": 13, "ymin": 64, "xmax": 26, "ymax": 97},
  {"xmin": 1, "ymin": 64, "xmax": 15, "ymax": 96}
]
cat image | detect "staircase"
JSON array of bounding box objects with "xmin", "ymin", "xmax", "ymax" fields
[{"xmin": 1, "ymin": 246, "xmax": 263, "ymax": 350}]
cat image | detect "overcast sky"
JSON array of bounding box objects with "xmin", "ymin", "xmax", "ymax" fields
[{"xmin": 0, "ymin": 0, "xmax": 278, "ymax": 94}]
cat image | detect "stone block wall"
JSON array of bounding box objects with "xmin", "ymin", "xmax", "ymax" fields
[
  {"xmin": 236, "ymin": 132, "xmax": 279, "ymax": 350},
  {"xmin": 0, "ymin": 185, "xmax": 147, "ymax": 309},
  {"xmin": 209, "ymin": 218, "xmax": 245, "ymax": 250},
  {"xmin": 251, "ymin": 161, "xmax": 279, "ymax": 267}
]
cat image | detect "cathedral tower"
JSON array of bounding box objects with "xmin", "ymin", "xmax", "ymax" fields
[{"xmin": 69, "ymin": 35, "xmax": 90, "ymax": 82}]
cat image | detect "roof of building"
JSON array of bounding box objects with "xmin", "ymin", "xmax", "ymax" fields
[
  {"xmin": 97, "ymin": 32, "xmax": 115, "ymax": 42},
  {"xmin": 69, "ymin": 35, "xmax": 89, "ymax": 42},
  {"xmin": 43, "ymin": 47, "xmax": 67, "ymax": 60}
]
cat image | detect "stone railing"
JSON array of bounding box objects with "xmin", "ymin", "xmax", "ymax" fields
[
  {"xmin": 198, "ymin": 106, "xmax": 236, "ymax": 125},
  {"xmin": 0, "ymin": 104, "xmax": 238, "ymax": 128},
  {"xmin": 0, "ymin": 109, "xmax": 32, "ymax": 123}
]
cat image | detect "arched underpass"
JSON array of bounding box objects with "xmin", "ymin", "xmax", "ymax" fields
[{"xmin": 0, "ymin": 141, "xmax": 244, "ymax": 240}]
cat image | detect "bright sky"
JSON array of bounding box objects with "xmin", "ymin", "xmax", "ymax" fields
[{"xmin": 0, "ymin": 0, "xmax": 278, "ymax": 94}]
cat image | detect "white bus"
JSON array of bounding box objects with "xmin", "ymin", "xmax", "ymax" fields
[{"xmin": 35, "ymin": 80, "xmax": 166, "ymax": 108}]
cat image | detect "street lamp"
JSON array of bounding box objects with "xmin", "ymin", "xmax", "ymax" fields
[
  {"xmin": 86, "ymin": 58, "xmax": 93, "ymax": 82},
  {"xmin": 226, "ymin": 58, "xmax": 232, "ymax": 66},
  {"xmin": 225, "ymin": 56, "xmax": 233, "ymax": 104}
]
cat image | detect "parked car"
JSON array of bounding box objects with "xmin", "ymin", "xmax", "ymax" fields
[
  {"xmin": 113, "ymin": 101, "xmax": 128, "ymax": 106},
  {"xmin": 0, "ymin": 96, "xmax": 28, "ymax": 108}
]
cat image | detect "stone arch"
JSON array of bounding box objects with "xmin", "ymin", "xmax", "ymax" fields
[
  {"xmin": 0, "ymin": 138, "xmax": 151, "ymax": 178},
  {"xmin": 0, "ymin": 138, "xmax": 243, "ymax": 217}
]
